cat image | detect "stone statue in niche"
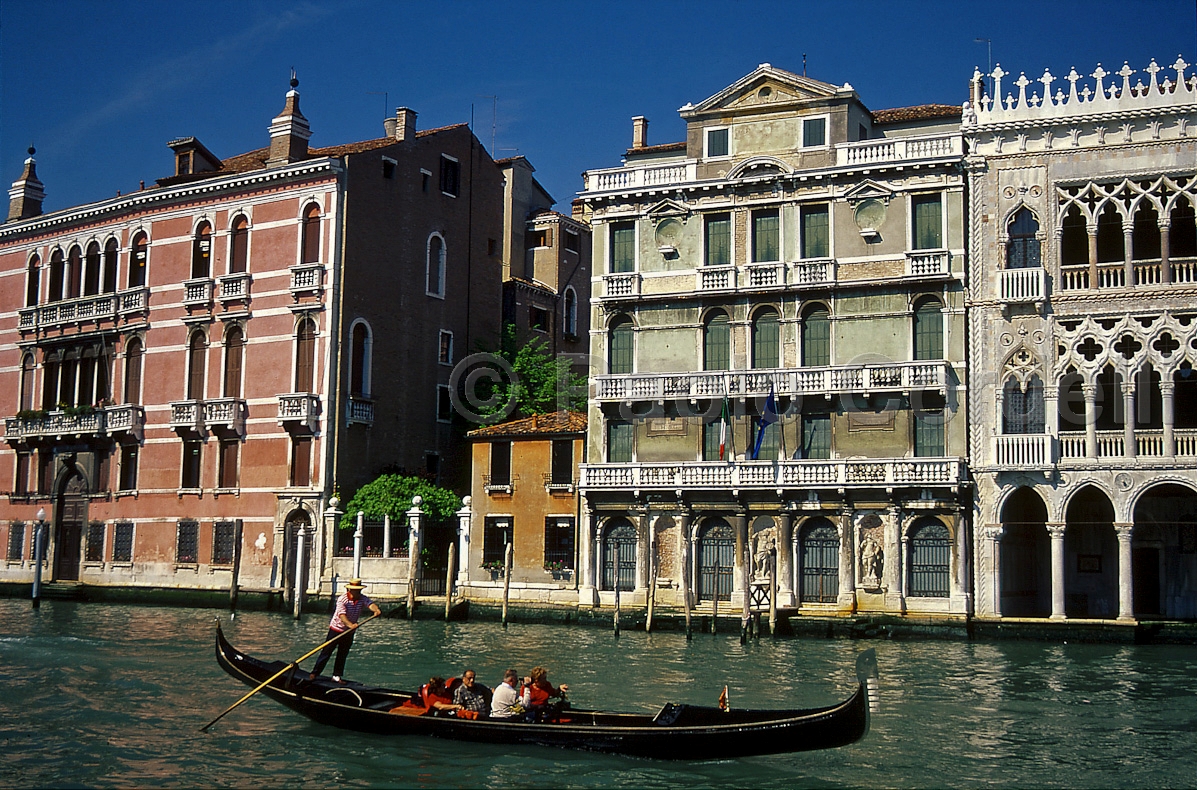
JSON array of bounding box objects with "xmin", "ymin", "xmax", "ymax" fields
[
  {"xmin": 860, "ymin": 536, "xmax": 883, "ymax": 589},
  {"xmin": 752, "ymin": 526, "xmax": 776, "ymax": 579}
]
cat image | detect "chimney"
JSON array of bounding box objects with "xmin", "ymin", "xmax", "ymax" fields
[
  {"xmin": 266, "ymin": 72, "xmax": 312, "ymax": 167},
  {"xmin": 632, "ymin": 116, "xmax": 649, "ymax": 149},
  {"xmin": 7, "ymin": 146, "xmax": 45, "ymax": 222},
  {"xmin": 390, "ymin": 107, "xmax": 417, "ymax": 142}
]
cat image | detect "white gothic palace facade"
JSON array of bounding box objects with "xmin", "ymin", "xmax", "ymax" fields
[{"xmin": 965, "ymin": 57, "xmax": 1197, "ymax": 621}]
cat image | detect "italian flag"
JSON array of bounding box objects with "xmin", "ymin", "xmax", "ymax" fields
[{"xmin": 719, "ymin": 396, "xmax": 731, "ymax": 460}]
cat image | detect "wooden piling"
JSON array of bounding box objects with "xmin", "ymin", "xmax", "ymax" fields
[
  {"xmin": 228, "ymin": 519, "xmax": 243, "ymax": 611},
  {"xmin": 646, "ymin": 552, "xmax": 656, "ymax": 634},
  {"xmin": 444, "ymin": 544, "xmax": 455, "ymax": 621},
  {"xmin": 501, "ymin": 543, "xmax": 512, "ymax": 627}
]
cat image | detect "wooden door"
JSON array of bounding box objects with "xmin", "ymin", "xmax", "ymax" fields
[{"xmin": 54, "ymin": 473, "xmax": 87, "ymax": 581}]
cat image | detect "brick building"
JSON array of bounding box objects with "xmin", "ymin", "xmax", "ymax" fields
[{"xmin": 0, "ymin": 79, "xmax": 503, "ymax": 599}]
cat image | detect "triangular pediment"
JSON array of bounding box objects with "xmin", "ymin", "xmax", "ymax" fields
[
  {"xmin": 681, "ymin": 64, "xmax": 846, "ymax": 117},
  {"xmin": 645, "ymin": 198, "xmax": 690, "ymax": 219},
  {"xmin": 843, "ymin": 179, "xmax": 896, "ymax": 203}
]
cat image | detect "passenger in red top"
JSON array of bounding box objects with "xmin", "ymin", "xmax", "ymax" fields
[
  {"xmin": 521, "ymin": 666, "xmax": 569, "ymax": 720},
  {"xmin": 420, "ymin": 677, "xmax": 464, "ymax": 714}
]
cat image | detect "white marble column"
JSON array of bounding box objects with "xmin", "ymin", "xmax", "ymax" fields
[
  {"xmin": 1122, "ymin": 381, "xmax": 1136, "ymax": 459},
  {"xmin": 1122, "ymin": 222, "xmax": 1135, "ymax": 287},
  {"xmin": 1160, "ymin": 220, "xmax": 1172, "ymax": 285},
  {"xmin": 1083, "ymin": 384, "xmax": 1098, "ymax": 459},
  {"xmin": 456, "ymin": 497, "xmax": 472, "ymax": 585},
  {"xmin": 776, "ymin": 512, "xmax": 795, "ymax": 607},
  {"xmin": 985, "ymin": 525, "xmax": 1005, "ymax": 618},
  {"xmin": 885, "ymin": 508, "xmax": 905, "ymax": 613},
  {"xmin": 1115, "ymin": 523, "xmax": 1135, "ymax": 621},
  {"xmin": 1048, "ymin": 522, "xmax": 1067, "ymax": 619},
  {"xmin": 837, "ymin": 514, "xmax": 857, "ymax": 610},
  {"xmin": 1161, "ymin": 382, "xmax": 1175, "ymax": 458},
  {"xmin": 730, "ymin": 513, "xmax": 748, "ymax": 607},
  {"xmin": 676, "ymin": 510, "xmax": 692, "ymax": 607},
  {"xmin": 578, "ymin": 505, "xmax": 597, "ymax": 606}
]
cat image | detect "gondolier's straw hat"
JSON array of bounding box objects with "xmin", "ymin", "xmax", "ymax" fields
[{"xmin": 346, "ymin": 578, "xmax": 366, "ymax": 590}]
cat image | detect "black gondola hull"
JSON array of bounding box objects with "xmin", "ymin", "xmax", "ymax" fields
[{"xmin": 214, "ymin": 625, "xmax": 869, "ymax": 759}]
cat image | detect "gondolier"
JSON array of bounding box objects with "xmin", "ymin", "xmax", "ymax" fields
[{"xmin": 309, "ymin": 578, "xmax": 381, "ymax": 683}]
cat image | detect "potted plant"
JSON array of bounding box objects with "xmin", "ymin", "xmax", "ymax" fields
[
  {"xmin": 543, "ymin": 560, "xmax": 572, "ymax": 581},
  {"xmin": 481, "ymin": 559, "xmax": 506, "ymax": 580}
]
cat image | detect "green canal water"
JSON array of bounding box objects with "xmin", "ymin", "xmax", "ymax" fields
[{"xmin": 1, "ymin": 600, "xmax": 1194, "ymax": 788}]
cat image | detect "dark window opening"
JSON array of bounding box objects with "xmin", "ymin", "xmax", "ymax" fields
[
  {"xmin": 86, "ymin": 521, "xmax": 105, "ymax": 563},
  {"xmin": 191, "ymin": 224, "xmax": 212, "ymax": 279},
  {"xmin": 181, "ymin": 440, "xmax": 202, "ymax": 489},
  {"xmin": 544, "ymin": 517, "xmax": 575, "ymax": 570},
  {"xmin": 218, "ymin": 440, "xmax": 239, "ymax": 489},
  {"xmin": 440, "ymin": 156, "xmax": 460, "ymax": 196},
  {"xmin": 212, "ymin": 521, "xmax": 236, "ymax": 565},
  {"xmin": 290, "ymin": 437, "xmax": 311, "ymax": 487},
  {"xmin": 119, "ymin": 444, "xmax": 139, "ymax": 491},
  {"xmin": 490, "ymin": 441, "xmax": 512, "ymax": 486},
  {"xmin": 529, "ymin": 306, "xmax": 550, "ymax": 333},
  {"xmin": 112, "ymin": 523, "xmax": 133, "ymax": 562},
  {"xmin": 482, "ymin": 517, "xmax": 512, "ymax": 566},
  {"xmin": 551, "ymin": 439, "xmax": 573, "ymax": 485},
  {"xmin": 176, "ymin": 520, "xmax": 199, "ymax": 564}
]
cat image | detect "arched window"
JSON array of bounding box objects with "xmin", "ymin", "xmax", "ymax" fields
[
  {"xmin": 703, "ymin": 310, "xmax": 730, "ymax": 371},
  {"xmin": 1057, "ymin": 369, "xmax": 1086, "ymax": 432},
  {"xmin": 1096, "ymin": 365, "xmax": 1123, "ymax": 430},
  {"xmin": 564, "ymin": 287, "xmax": 578, "ymax": 337},
  {"xmin": 229, "ymin": 216, "xmax": 249, "ymax": 274},
  {"xmin": 1095, "ymin": 203, "xmax": 1123, "ymax": 263},
  {"xmin": 295, "ymin": 318, "xmax": 316, "ymax": 393},
  {"xmin": 67, "ymin": 245, "xmax": 82, "ymax": 299},
  {"xmin": 1060, "ymin": 205, "xmax": 1088, "ymax": 266},
  {"xmin": 124, "ymin": 338, "xmax": 143, "ymax": 405},
  {"xmin": 1132, "ymin": 203, "xmax": 1161, "ymax": 261},
  {"xmin": 103, "ymin": 238, "xmax": 118, "ymax": 293},
  {"xmin": 913, "ymin": 297, "xmax": 944, "ymax": 361},
  {"xmin": 223, "ymin": 327, "xmax": 244, "ymax": 398},
  {"xmin": 1171, "ymin": 196, "xmax": 1197, "ymax": 258},
  {"xmin": 801, "ymin": 304, "xmax": 830, "ymax": 366},
  {"xmin": 84, "ymin": 241, "xmax": 101, "ymax": 296},
  {"xmin": 908, "ymin": 519, "xmax": 951, "ymax": 597},
  {"xmin": 25, "ymin": 255, "xmax": 40, "ymax": 307},
  {"xmin": 602, "ymin": 519, "xmax": 637, "ymax": 592},
  {"xmin": 128, "ymin": 233, "xmax": 147, "ymax": 288},
  {"xmin": 48, "ymin": 250, "xmax": 65, "ymax": 302},
  {"xmin": 350, "ymin": 322, "xmax": 370, "ymax": 397},
  {"xmin": 697, "ymin": 519, "xmax": 734, "ymax": 602},
  {"xmin": 608, "ymin": 316, "xmax": 633, "ymax": 375},
  {"xmin": 799, "ymin": 519, "xmax": 839, "ymax": 603},
  {"xmin": 301, "ymin": 205, "xmax": 321, "ymax": 264},
  {"xmin": 426, "ymin": 234, "xmax": 446, "ymax": 297},
  {"xmin": 42, "ymin": 353, "xmax": 60, "ymax": 410},
  {"xmin": 1006, "ymin": 208, "xmax": 1041, "ymax": 269},
  {"xmin": 192, "ymin": 222, "xmax": 212, "ymax": 279},
  {"xmin": 187, "ymin": 331, "xmax": 207, "ymax": 401},
  {"xmin": 1003, "ymin": 374, "xmax": 1045, "ymax": 434},
  {"xmin": 19, "ymin": 354, "xmax": 35, "ymax": 411},
  {"xmin": 752, "ymin": 307, "xmax": 780, "ymax": 369}
]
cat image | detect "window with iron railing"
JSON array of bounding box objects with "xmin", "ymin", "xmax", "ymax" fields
[{"xmin": 176, "ymin": 520, "xmax": 199, "ymax": 564}]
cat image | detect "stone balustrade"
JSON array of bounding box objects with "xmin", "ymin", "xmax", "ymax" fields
[
  {"xmin": 1057, "ymin": 428, "xmax": 1197, "ymax": 461},
  {"xmin": 994, "ymin": 434, "xmax": 1054, "ymax": 467},
  {"xmin": 580, "ymin": 457, "xmax": 966, "ymax": 491},
  {"xmin": 277, "ymin": 393, "xmax": 321, "ymax": 431},
  {"xmin": 182, "ymin": 277, "xmax": 214, "ymax": 308},
  {"xmin": 835, "ymin": 132, "xmax": 962, "ymax": 166},
  {"xmin": 999, "ymin": 267, "xmax": 1046, "ymax": 303},
  {"xmin": 595, "ymin": 360, "xmax": 950, "ymax": 402}
]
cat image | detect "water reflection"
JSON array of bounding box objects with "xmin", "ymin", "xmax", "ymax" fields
[{"xmin": 0, "ymin": 601, "xmax": 1194, "ymax": 788}]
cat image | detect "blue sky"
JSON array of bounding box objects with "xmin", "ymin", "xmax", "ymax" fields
[{"xmin": 2, "ymin": 1, "xmax": 1194, "ymax": 214}]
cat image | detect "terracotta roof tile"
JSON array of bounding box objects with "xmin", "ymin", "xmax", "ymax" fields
[
  {"xmin": 625, "ymin": 141, "xmax": 687, "ymax": 156},
  {"xmin": 871, "ymin": 104, "xmax": 960, "ymax": 124},
  {"xmin": 467, "ymin": 410, "xmax": 586, "ymax": 439}
]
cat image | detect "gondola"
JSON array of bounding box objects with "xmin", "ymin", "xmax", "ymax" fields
[{"xmin": 214, "ymin": 624, "xmax": 876, "ymax": 759}]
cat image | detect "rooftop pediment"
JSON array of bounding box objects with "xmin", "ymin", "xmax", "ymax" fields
[{"xmin": 680, "ymin": 63, "xmax": 848, "ymax": 118}]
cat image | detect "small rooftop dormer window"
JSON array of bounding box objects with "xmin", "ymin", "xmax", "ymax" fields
[{"xmin": 706, "ymin": 128, "xmax": 729, "ymax": 158}]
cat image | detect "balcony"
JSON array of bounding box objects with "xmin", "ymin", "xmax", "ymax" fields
[
  {"xmin": 277, "ymin": 393, "xmax": 321, "ymax": 432},
  {"xmin": 118, "ymin": 286, "xmax": 149, "ymax": 318},
  {"xmin": 348, "ymin": 396, "xmax": 374, "ymax": 426},
  {"xmin": 217, "ymin": 273, "xmax": 251, "ymax": 304},
  {"xmin": 905, "ymin": 250, "xmax": 951, "ymax": 277},
  {"xmin": 835, "ymin": 132, "xmax": 962, "ymax": 167},
  {"xmin": 999, "ymin": 267, "xmax": 1046, "ymax": 304},
  {"xmin": 698, "ymin": 265, "xmax": 736, "ymax": 291},
  {"xmin": 993, "ymin": 434, "xmax": 1054, "ymax": 468},
  {"xmin": 182, "ymin": 277, "xmax": 214, "ymax": 309},
  {"xmin": 4, "ymin": 408, "xmax": 105, "ymax": 441},
  {"xmin": 595, "ymin": 360, "xmax": 950, "ymax": 402},
  {"xmin": 169, "ymin": 400, "xmax": 204, "ymax": 432},
  {"xmin": 203, "ymin": 398, "xmax": 247, "ymax": 436},
  {"xmin": 602, "ymin": 273, "xmax": 640, "ymax": 298},
  {"xmin": 791, "ymin": 258, "xmax": 835, "ymax": 285},
  {"xmin": 579, "ymin": 457, "xmax": 966, "ymax": 491},
  {"xmin": 1058, "ymin": 429, "xmax": 1197, "ymax": 462},
  {"xmin": 105, "ymin": 405, "xmax": 145, "ymax": 441},
  {"xmin": 289, "ymin": 262, "xmax": 324, "ymax": 297},
  {"xmin": 1059, "ymin": 257, "xmax": 1197, "ymax": 293},
  {"xmin": 583, "ymin": 160, "xmax": 698, "ymax": 194}
]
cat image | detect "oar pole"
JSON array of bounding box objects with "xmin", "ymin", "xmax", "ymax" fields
[{"xmin": 201, "ymin": 612, "xmax": 380, "ymax": 732}]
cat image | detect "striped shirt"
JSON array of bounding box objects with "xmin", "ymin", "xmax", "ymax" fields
[{"xmin": 329, "ymin": 592, "xmax": 374, "ymax": 632}]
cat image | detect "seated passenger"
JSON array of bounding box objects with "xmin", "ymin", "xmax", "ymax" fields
[
  {"xmin": 521, "ymin": 666, "xmax": 569, "ymax": 721},
  {"xmin": 419, "ymin": 676, "xmax": 464, "ymax": 715},
  {"xmin": 490, "ymin": 669, "xmax": 530, "ymax": 720},
  {"xmin": 453, "ymin": 669, "xmax": 491, "ymax": 718}
]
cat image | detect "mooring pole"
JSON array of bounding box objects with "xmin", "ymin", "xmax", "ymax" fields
[
  {"xmin": 501, "ymin": 542, "xmax": 512, "ymax": 627},
  {"xmin": 229, "ymin": 519, "xmax": 243, "ymax": 611},
  {"xmin": 31, "ymin": 508, "xmax": 46, "ymax": 609},
  {"xmin": 769, "ymin": 545, "xmax": 777, "ymax": 637},
  {"xmin": 711, "ymin": 553, "xmax": 719, "ymax": 635},
  {"xmin": 353, "ymin": 511, "xmax": 364, "ymax": 579},
  {"xmin": 646, "ymin": 549, "xmax": 656, "ymax": 634},
  {"xmin": 292, "ymin": 527, "xmax": 307, "ymax": 620},
  {"xmin": 740, "ymin": 540, "xmax": 750, "ymax": 645},
  {"xmin": 444, "ymin": 543, "xmax": 455, "ymax": 621},
  {"xmin": 682, "ymin": 552, "xmax": 692, "ymax": 641},
  {"xmin": 613, "ymin": 581, "xmax": 621, "ymax": 638}
]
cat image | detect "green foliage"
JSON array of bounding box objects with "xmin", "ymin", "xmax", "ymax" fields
[
  {"xmin": 338, "ymin": 474, "xmax": 461, "ymax": 530},
  {"xmin": 15, "ymin": 409, "xmax": 48, "ymax": 421},
  {"xmin": 481, "ymin": 324, "xmax": 587, "ymax": 422}
]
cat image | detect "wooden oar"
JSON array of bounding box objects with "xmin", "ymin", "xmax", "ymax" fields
[{"xmin": 200, "ymin": 613, "xmax": 381, "ymax": 732}]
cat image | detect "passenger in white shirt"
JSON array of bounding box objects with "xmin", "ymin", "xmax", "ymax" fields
[{"xmin": 490, "ymin": 669, "xmax": 530, "ymax": 720}]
